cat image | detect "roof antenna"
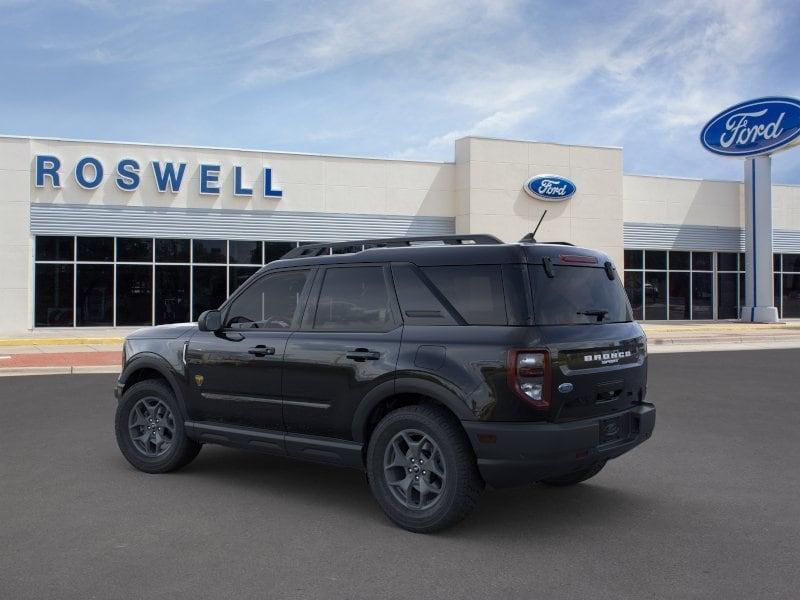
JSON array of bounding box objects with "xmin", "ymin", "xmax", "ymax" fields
[{"xmin": 520, "ymin": 209, "xmax": 547, "ymax": 243}]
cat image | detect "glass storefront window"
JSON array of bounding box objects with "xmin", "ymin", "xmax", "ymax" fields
[
  {"xmin": 229, "ymin": 240, "xmax": 262, "ymax": 265},
  {"xmin": 669, "ymin": 251, "xmax": 689, "ymax": 270},
  {"xmin": 192, "ymin": 266, "xmax": 227, "ymax": 320},
  {"xmin": 668, "ymin": 272, "xmax": 690, "ymax": 320},
  {"xmin": 265, "ymin": 241, "xmax": 296, "ymax": 263},
  {"xmin": 624, "ymin": 271, "xmax": 643, "ymax": 320},
  {"xmin": 692, "ymin": 252, "xmax": 712, "ymax": 271},
  {"xmin": 644, "ymin": 272, "xmax": 667, "ymax": 320},
  {"xmin": 784, "ymin": 254, "xmax": 800, "ymax": 273},
  {"xmin": 76, "ymin": 264, "xmax": 113, "ymax": 325},
  {"xmin": 645, "ymin": 250, "xmax": 666, "ymax": 270},
  {"xmin": 36, "ymin": 236, "xmax": 74, "ymax": 261},
  {"xmin": 156, "ymin": 239, "xmax": 190, "ymax": 263},
  {"xmin": 78, "ymin": 237, "xmax": 114, "ymax": 262},
  {"xmin": 35, "ymin": 264, "xmax": 73, "ymax": 326},
  {"xmin": 193, "ymin": 239, "xmax": 227, "ymax": 263},
  {"xmin": 718, "ymin": 253, "xmax": 738, "ymax": 271},
  {"xmin": 116, "ymin": 265, "xmax": 153, "ymax": 326},
  {"xmin": 717, "ymin": 273, "xmax": 739, "ymax": 319},
  {"xmin": 692, "ymin": 272, "xmax": 713, "ymax": 319},
  {"xmin": 155, "ymin": 266, "xmax": 190, "ymax": 324},
  {"xmin": 783, "ymin": 274, "xmax": 800, "ymax": 318},
  {"xmin": 117, "ymin": 238, "xmax": 153, "ymax": 262},
  {"xmin": 624, "ymin": 250, "xmax": 643, "ymax": 270}
]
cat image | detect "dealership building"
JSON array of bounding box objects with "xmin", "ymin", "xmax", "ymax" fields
[{"xmin": 0, "ymin": 134, "xmax": 799, "ymax": 336}]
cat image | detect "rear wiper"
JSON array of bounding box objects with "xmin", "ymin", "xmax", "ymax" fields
[{"xmin": 577, "ymin": 309, "xmax": 608, "ymax": 322}]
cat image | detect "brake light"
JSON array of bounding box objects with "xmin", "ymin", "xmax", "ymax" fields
[
  {"xmin": 559, "ymin": 254, "xmax": 597, "ymax": 264},
  {"xmin": 507, "ymin": 349, "xmax": 551, "ymax": 409}
]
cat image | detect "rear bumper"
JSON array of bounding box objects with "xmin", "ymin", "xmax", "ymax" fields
[{"xmin": 462, "ymin": 403, "xmax": 655, "ymax": 488}]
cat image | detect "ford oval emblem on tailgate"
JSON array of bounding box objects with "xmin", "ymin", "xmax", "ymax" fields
[{"xmin": 558, "ymin": 382, "xmax": 574, "ymax": 393}]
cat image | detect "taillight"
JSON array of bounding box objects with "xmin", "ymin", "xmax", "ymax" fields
[{"xmin": 508, "ymin": 349, "xmax": 551, "ymax": 409}]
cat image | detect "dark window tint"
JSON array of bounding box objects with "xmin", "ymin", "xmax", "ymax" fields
[
  {"xmin": 423, "ymin": 265, "xmax": 507, "ymax": 325},
  {"xmin": 35, "ymin": 264, "xmax": 73, "ymax": 326},
  {"xmin": 784, "ymin": 254, "xmax": 800, "ymax": 272},
  {"xmin": 192, "ymin": 266, "xmax": 227, "ymax": 320},
  {"xmin": 668, "ymin": 272, "xmax": 690, "ymax": 320},
  {"xmin": 718, "ymin": 252, "xmax": 739, "ymax": 271},
  {"xmin": 644, "ymin": 271, "xmax": 667, "ymax": 320},
  {"xmin": 775, "ymin": 273, "xmax": 781, "ymax": 314},
  {"xmin": 774, "ymin": 254, "xmax": 781, "ymax": 271},
  {"xmin": 669, "ymin": 251, "xmax": 689, "ymax": 270},
  {"xmin": 156, "ymin": 265, "xmax": 189, "ymax": 324},
  {"xmin": 717, "ymin": 273, "xmax": 739, "ymax": 319},
  {"xmin": 265, "ymin": 241, "xmax": 296, "ymax": 263},
  {"xmin": 529, "ymin": 265, "xmax": 632, "ymax": 325},
  {"xmin": 193, "ymin": 239, "xmax": 226, "ymax": 263},
  {"xmin": 76, "ymin": 264, "xmax": 113, "ymax": 325},
  {"xmin": 36, "ymin": 236, "xmax": 73, "ymax": 261},
  {"xmin": 156, "ymin": 239, "xmax": 190, "ymax": 263},
  {"xmin": 391, "ymin": 264, "xmax": 457, "ymax": 325},
  {"xmin": 692, "ymin": 252, "xmax": 712, "ymax": 271},
  {"xmin": 645, "ymin": 250, "xmax": 666, "ymax": 270},
  {"xmin": 624, "ymin": 249, "xmax": 642, "ymax": 270},
  {"xmin": 230, "ymin": 266, "xmax": 259, "ymax": 293},
  {"xmin": 314, "ymin": 267, "xmax": 393, "ymax": 331},
  {"xmin": 227, "ymin": 270, "xmax": 310, "ymax": 330},
  {"xmin": 117, "ymin": 238, "xmax": 153, "ymax": 262},
  {"xmin": 77, "ymin": 237, "xmax": 113, "ymax": 262},
  {"xmin": 739, "ymin": 272, "xmax": 745, "ymax": 308},
  {"xmin": 624, "ymin": 271, "xmax": 643, "ymax": 320},
  {"xmin": 783, "ymin": 274, "xmax": 800, "ymax": 318},
  {"xmin": 229, "ymin": 240, "xmax": 262, "ymax": 265},
  {"xmin": 116, "ymin": 265, "xmax": 152, "ymax": 325},
  {"xmin": 692, "ymin": 272, "xmax": 713, "ymax": 319}
]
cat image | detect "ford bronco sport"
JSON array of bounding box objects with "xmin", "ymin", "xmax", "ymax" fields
[{"xmin": 114, "ymin": 234, "xmax": 655, "ymax": 532}]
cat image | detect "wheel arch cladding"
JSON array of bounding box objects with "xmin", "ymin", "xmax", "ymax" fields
[
  {"xmin": 120, "ymin": 354, "xmax": 186, "ymax": 415},
  {"xmin": 352, "ymin": 378, "xmax": 474, "ymax": 444}
]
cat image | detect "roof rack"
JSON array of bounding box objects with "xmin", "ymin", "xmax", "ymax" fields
[{"xmin": 281, "ymin": 234, "xmax": 503, "ymax": 259}]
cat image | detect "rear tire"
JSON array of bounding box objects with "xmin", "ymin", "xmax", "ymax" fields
[
  {"xmin": 115, "ymin": 379, "xmax": 201, "ymax": 474},
  {"xmin": 540, "ymin": 461, "xmax": 606, "ymax": 487},
  {"xmin": 367, "ymin": 405, "xmax": 483, "ymax": 533}
]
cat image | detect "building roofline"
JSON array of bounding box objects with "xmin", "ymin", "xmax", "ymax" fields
[
  {"xmin": 624, "ymin": 171, "xmax": 800, "ymax": 188},
  {"xmin": 0, "ymin": 134, "xmax": 452, "ymax": 166},
  {"xmin": 458, "ymin": 135, "xmax": 623, "ymax": 151}
]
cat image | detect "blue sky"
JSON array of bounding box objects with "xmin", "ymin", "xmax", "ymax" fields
[{"xmin": 2, "ymin": 0, "xmax": 800, "ymax": 182}]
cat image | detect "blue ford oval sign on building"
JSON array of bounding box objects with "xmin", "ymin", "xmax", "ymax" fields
[
  {"xmin": 524, "ymin": 174, "xmax": 576, "ymax": 201},
  {"xmin": 700, "ymin": 96, "xmax": 800, "ymax": 157}
]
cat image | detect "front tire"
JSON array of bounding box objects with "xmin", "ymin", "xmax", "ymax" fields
[
  {"xmin": 115, "ymin": 379, "xmax": 201, "ymax": 474},
  {"xmin": 367, "ymin": 405, "xmax": 483, "ymax": 533}
]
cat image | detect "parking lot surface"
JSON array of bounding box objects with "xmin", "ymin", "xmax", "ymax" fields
[{"xmin": 2, "ymin": 349, "xmax": 799, "ymax": 599}]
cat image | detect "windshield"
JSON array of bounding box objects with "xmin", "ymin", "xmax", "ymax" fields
[{"xmin": 529, "ymin": 264, "xmax": 633, "ymax": 325}]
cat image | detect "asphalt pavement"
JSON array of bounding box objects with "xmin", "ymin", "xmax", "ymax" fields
[{"xmin": 1, "ymin": 350, "xmax": 799, "ymax": 599}]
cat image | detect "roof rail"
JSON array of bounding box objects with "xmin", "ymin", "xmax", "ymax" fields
[{"xmin": 281, "ymin": 234, "xmax": 503, "ymax": 259}]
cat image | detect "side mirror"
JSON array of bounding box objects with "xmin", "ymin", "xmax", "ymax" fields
[{"xmin": 197, "ymin": 309, "xmax": 222, "ymax": 332}]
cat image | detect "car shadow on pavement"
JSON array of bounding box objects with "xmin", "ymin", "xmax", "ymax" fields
[{"xmin": 149, "ymin": 445, "xmax": 656, "ymax": 537}]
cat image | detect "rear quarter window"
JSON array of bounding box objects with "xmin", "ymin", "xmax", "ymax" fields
[{"xmin": 421, "ymin": 265, "xmax": 507, "ymax": 325}]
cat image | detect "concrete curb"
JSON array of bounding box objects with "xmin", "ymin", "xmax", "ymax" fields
[
  {"xmin": 0, "ymin": 337, "xmax": 124, "ymax": 347},
  {"xmin": 0, "ymin": 366, "xmax": 120, "ymax": 377},
  {"xmin": 650, "ymin": 335, "xmax": 800, "ymax": 345}
]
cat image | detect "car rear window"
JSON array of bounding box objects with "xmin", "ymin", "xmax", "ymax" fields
[
  {"xmin": 529, "ymin": 264, "xmax": 632, "ymax": 325},
  {"xmin": 422, "ymin": 265, "xmax": 507, "ymax": 325}
]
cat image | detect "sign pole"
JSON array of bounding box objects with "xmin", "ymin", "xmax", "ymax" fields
[{"xmin": 741, "ymin": 155, "xmax": 779, "ymax": 322}]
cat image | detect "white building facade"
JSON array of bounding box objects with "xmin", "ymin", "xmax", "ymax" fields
[{"xmin": 1, "ymin": 134, "xmax": 799, "ymax": 336}]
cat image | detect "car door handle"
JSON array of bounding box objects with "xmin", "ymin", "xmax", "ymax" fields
[
  {"xmin": 248, "ymin": 345, "xmax": 276, "ymax": 357},
  {"xmin": 346, "ymin": 348, "xmax": 381, "ymax": 361}
]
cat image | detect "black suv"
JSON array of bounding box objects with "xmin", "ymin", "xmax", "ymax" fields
[{"xmin": 114, "ymin": 234, "xmax": 654, "ymax": 532}]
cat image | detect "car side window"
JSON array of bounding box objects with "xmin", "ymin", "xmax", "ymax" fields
[
  {"xmin": 313, "ymin": 266, "xmax": 393, "ymax": 331},
  {"xmin": 226, "ymin": 270, "xmax": 310, "ymax": 330}
]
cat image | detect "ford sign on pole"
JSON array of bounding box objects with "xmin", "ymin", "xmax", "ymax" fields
[
  {"xmin": 700, "ymin": 96, "xmax": 800, "ymax": 157},
  {"xmin": 700, "ymin": 96, "xmax": 800, "ymax": 323},
  {"xmin": 524, "ymin": 174, "xmax": 576, "ymax": 201}
]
